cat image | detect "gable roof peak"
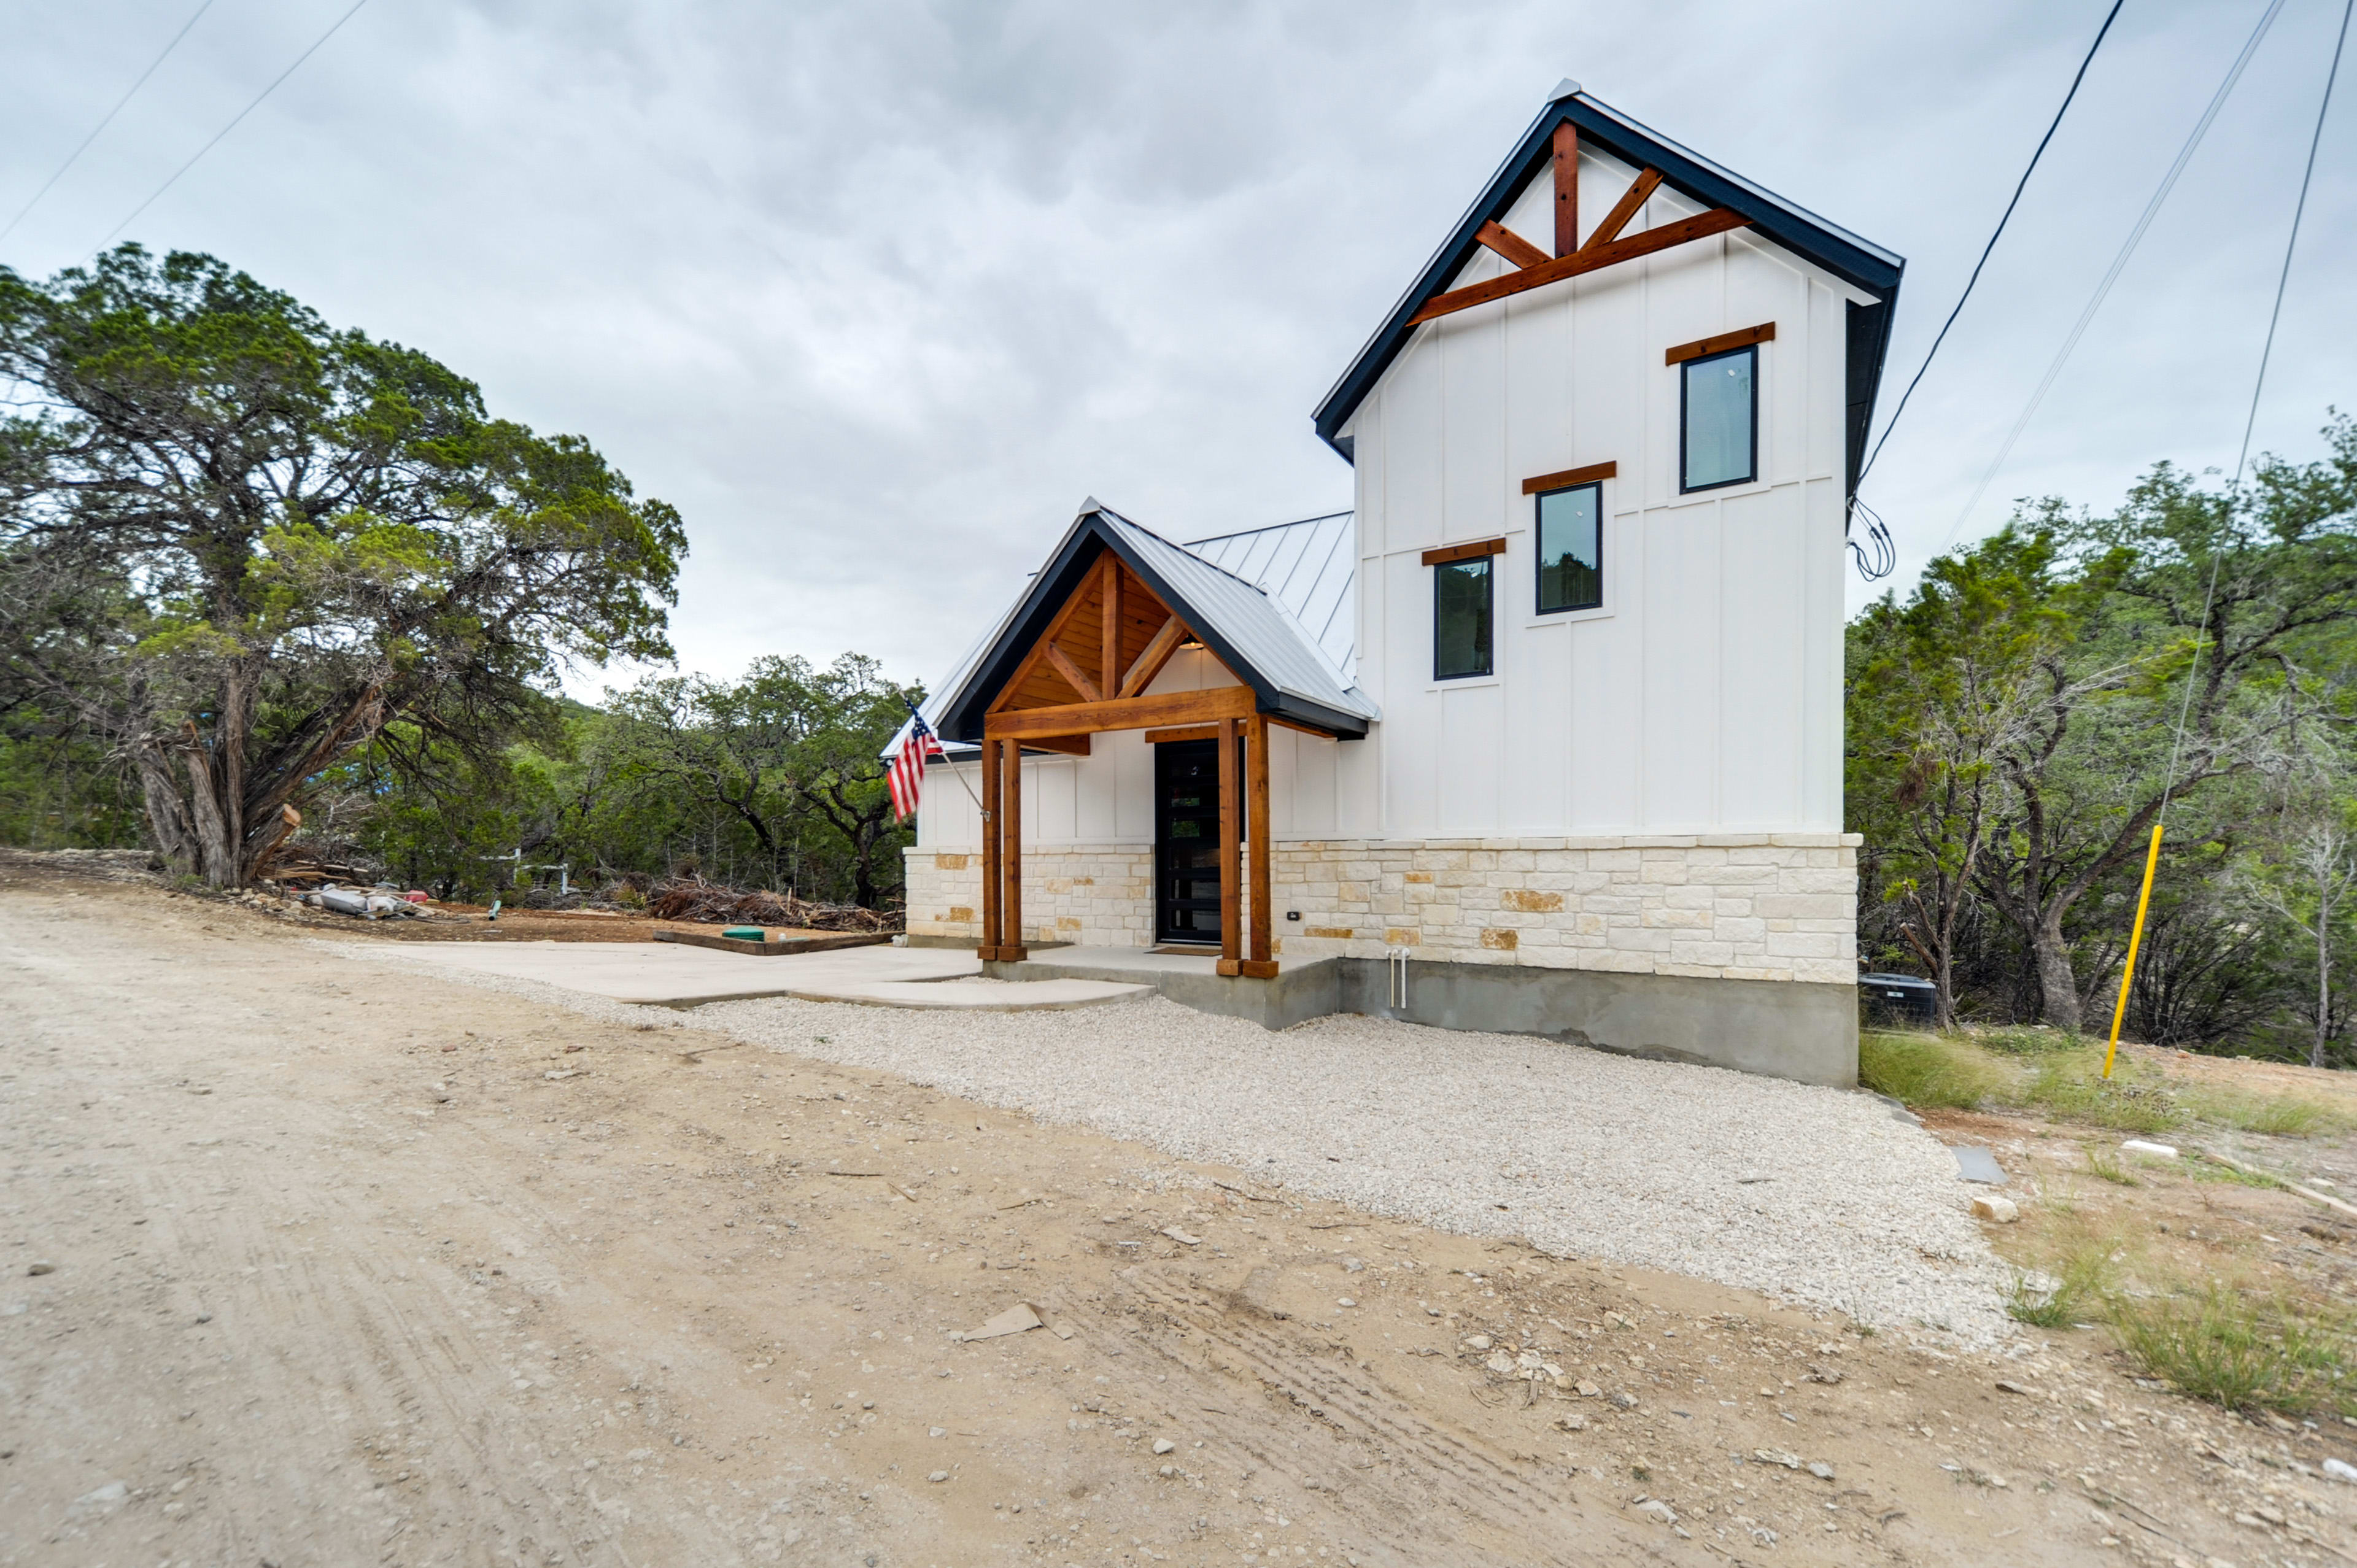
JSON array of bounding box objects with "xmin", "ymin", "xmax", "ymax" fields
[{"xmin": 1547, "ymin": 77, "xmax": 1582, "ymax": 101}]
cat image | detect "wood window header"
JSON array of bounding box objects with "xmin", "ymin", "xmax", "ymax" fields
[
  {"xmin": 1421, "ymin": 536, "xmax": 1508, "ymax": 567},
  {"xmin": 1522, "ymin": 460, "xmax": 1617, "ymax": 496},
  {"xmin": 1665, "ymin": 321, "xmax": 1775, "ymax": 366}
]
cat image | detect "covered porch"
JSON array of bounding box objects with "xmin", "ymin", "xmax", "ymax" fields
[{"xmin": 929, "ymin": 503, "xmax": 1376, "ymax": 981}]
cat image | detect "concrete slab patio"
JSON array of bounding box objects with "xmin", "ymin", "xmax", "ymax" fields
[
  {"xmin": 376, "ymin": 938, "xmax": 982, "ymax": 1006},
  {"xmin": 370, "ymin": 940, "xmax": 1148, "ymax": 1011}
]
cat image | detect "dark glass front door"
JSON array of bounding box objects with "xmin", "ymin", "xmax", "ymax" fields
[{"xmin": 1155, "ymin": 739, "xmax": 1223, "ymax": 944}]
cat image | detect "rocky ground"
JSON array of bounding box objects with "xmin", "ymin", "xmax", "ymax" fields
[{"xmin": 6, "ymin": 849, "xmax": 2357, "ymax": 1566}]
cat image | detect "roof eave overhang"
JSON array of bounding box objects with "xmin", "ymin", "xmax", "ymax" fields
[
  {"xmin": 1312, "ymin": 91, "xmax": 1905, "ymax": 493},
  {"xmin": 936, "ymin": 511, "xmax": 1370, "ymax": 744}
]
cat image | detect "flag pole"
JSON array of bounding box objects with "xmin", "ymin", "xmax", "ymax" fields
[{"xmin": 2102, "ymin": 822, "xmax": 2165, "ymax": 1080}]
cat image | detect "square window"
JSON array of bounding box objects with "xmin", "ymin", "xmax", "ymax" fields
[
  {"xmin": 1433, "ymin": 555, "xmax": 1493, "ymax": 680},
  {"xmin": 1680, "ymin": 344, "xmax": 1756, "ymax": 491},
  {"xmin": 1535, "ymin": 482, "xmax": 1602, "ymax": 613}
]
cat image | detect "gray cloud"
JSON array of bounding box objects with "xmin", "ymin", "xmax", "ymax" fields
[{"xmin": 4, "ymin": 0, "xmax": 2349, "ymax": 695}]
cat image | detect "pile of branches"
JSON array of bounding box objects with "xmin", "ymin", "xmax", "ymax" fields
[{"xmin": 646, "ymin": 874, "xmax": 898, "ymax": 933}]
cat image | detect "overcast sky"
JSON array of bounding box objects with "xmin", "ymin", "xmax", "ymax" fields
[{"xmin": 4, "ymin": 0, "xmax": 2352, "ymax": 698}]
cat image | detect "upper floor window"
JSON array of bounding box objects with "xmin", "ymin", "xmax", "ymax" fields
[
  {"xmin": 1423, "ymin": 541, "xmax": 1500, "ymax": 680},
  {"xmin": 1679, "ymin": 344, "xmax": 1757, "ymax": 492},
  {"xmin": 1534, "ymin": 481, "xmax": 1603, "ymax": 614}
]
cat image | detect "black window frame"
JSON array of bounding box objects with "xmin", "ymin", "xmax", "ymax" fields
[
  {"xmin": 1678, "ymin": 342, "xmax": 1759, "ymax": 493},
  {"xmin": 1431, "ymin": 553, "xmax": 1494, "ymax": 682},
  {"xmin": 1533, "ymin": 479, "xmax": 1604, "ymax": 616}
]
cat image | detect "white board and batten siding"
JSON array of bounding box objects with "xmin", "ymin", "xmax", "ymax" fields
[{"xmin": 1337, "ymin": 144, "xmax": 1864, "ymax": 841}]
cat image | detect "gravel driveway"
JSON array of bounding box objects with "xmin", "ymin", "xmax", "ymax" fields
[{"xmin": 341, "ymin": 949, "xmax": 2014, "ymax": 1346}]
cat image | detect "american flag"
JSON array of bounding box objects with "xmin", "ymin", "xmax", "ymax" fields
[{"xmin": 887, "ymin": 707, "xmax": 946, "ymax": 822}]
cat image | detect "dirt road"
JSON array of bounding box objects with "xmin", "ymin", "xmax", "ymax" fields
[{"xmin": 3, "ymin": 859, "xmax": 2350, "ymax": 1566}]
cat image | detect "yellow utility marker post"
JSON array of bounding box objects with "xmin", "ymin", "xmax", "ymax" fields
[{"xmin": 2102, "ymin": 822, "xmax": 2165, "ymax": 1080}]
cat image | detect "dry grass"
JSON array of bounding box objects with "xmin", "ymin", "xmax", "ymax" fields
[
  {"xmin": 2109, "ymin": 1286, "xmax": 2357, "ymax": 1419},
  {"xmin": 1863, "ymin": 1032, "xmax": 2343, "ymax": 1143},
  {"xmin": 1858, "ymin": 1031, "xmax": 2011, "ymax": 1110}
]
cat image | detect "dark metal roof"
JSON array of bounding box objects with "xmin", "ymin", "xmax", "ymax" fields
[
  {"xmin": 926, "ymin": 502, "xmax": 1379, "ymax": 747},
  {"xmin": 1312, "ymin": 84, "xmax": 1905, "ymax": 496}
]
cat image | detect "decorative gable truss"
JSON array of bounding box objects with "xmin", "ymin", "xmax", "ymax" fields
[
  {"xmin": 983, "ymin": 554, "xmax": 1204, "ymax": 755},
  {"xmin": 1413, "ymin": 123, "xmax": 1750, "ymax": 325}
]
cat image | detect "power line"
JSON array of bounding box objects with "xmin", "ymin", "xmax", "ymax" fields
[
  {"xmin": 2161, "ymin": 0, "xmax": 2352, "ymax": 819},
  {"xmin": 2229, "ymin": 0, "xmax": 2350, "ymax": 487},
  {"xmin": 1938, "ymin": 0, "xmax": 2289, "ymax": 552},
  {"xmin": 1857, "ymin": 0, "xmax": 2126, "ymax": 487},
  {"xmin": 0, "ymin": 0, "xmax": 220, "ymax": 246},
  {"xmin": 96, "ymin": 0, "xmax": 370, "ymax": 253}
]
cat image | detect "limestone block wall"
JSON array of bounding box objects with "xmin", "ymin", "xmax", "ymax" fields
[
  {"xmin": 904, "ymin": 834, "xmax": 1857, "ymax": 984},
  {"xmin": 1269, "ymin": 835, "xmax": 1858, "ymax": 986},
  {"xmin": 903, "ymin": 844, "xmax": 1153, "ymax": 949}
]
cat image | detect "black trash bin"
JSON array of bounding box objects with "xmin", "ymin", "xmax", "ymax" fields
[{"xmin": 1859, "ymin": 972, "xmax": 1938, "ymax": 1027}]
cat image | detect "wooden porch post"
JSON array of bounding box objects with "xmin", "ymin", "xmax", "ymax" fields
[
  {"xmin": 978, "ymin": 738, "xmax": 1001, "ymax": 960},
  {"xmin": 1002, "ymin": 737, "xmax": 1026, "ymax": 961},
  {"xmin": 1244, "ymin": 713, "xmax": 1275, "ymax": 977},
  {"xmin": 1217, "ymin": 716, "xmax": 1241, "ymax": 975}
]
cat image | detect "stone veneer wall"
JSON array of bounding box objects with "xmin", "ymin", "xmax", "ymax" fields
[
  {"xmin": 904, "ymin": 834, "xmax": 1857, "ymax": 985},
  {"xmin": 904, "ymin": 843, "xmax": 1153, "ymax": 949}
]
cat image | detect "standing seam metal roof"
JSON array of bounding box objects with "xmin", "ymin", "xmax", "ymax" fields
[{"xmin": 894, "ymin": 502, "xmax": 1376, "ymax": 756}]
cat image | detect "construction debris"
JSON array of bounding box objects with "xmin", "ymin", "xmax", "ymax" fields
[
  {"xmin": 644, "ymin": 874, "xmax": 897, "ymax": 933},
  {"xmin": 304, "ymin": 884, "xmax": 428, "ymax": 921}
]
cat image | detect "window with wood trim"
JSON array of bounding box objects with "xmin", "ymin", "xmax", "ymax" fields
[
  {"xmin": 1679, "ymin": 344, "xmax": 1757, "ymax": 492},
  {"xmin": 1535, "ymin": 481, "xmax": 1603, "ymax": 614},
  {"xmin": 1433, "ymin": 554, "xmax": 1493, "ymax": 680}
]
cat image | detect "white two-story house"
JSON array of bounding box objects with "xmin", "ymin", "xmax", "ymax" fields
[{"xmin": 894, "ymin": 81, "xmax": 1902, "ymax": 1085}]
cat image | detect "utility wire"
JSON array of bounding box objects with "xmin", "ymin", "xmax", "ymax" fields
[
  {"xmin": 1938, "ymin": 0, "xmax": 2289, "ymax": 552},
  {"xmin": 2160, "ymin": 0, "xmax": 2352, "ymax": 817},
  {"xmin": 96, "ymin": 0, "xmax": 370, "ymax": 252},
  {"xmin": 1857, "ymin": 0, "xmax": 2126, "ymax": 487},
  {"xmin": 0, "ymin": 0, "xmax": 219, "ymax": 246}
]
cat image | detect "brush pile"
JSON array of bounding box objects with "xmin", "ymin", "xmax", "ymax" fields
[{"xmin": 645, "ymin": 875, "xmax": 897, "ymax": 933}]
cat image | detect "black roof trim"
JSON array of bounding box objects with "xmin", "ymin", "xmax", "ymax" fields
[
  {"xmin": 1312, "ymin": 88, "xmax": 1905, "ymax": 492},
  {"xmin": 935, "ymin": 510, "xmax": 1371, "ymax": 745}
]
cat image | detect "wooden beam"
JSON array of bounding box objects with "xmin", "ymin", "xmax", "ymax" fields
[
  {"xmin": 979, "ymin": 737, "xmax": 1001, "ymax": 960},
  {"xmin": 1522, "ymin": 459, "xmax": 1618, "ymax": 496},
  {"xmin": 1142, "ymin": 724, "xmax": 1220, "ymax": 746},
  {"xmin": 1665, "ymin": 321, "xmax": 1776, "ymax": 365},
  {"xmin": 1246, "ymin": 712, "xmax": 1271, "ymax": 970},
  {"xmin": 1117, "ymin": 615, "xmax": 1190, "ymax": 698},
  {"xmin": 985, "ymin": 683, "xmax": 1254, "ymax": 740},
  {"xmin": 1420, "ymin": 536, "xmax": 1507, "ymax": 567},
  {"xmin": 1580, "ymin": 167, "xmax": 1663, "ymax": 254},
  {"xmin": 1406, "ymin": 204, "xmax": 1747, "ymax": 326},
  {"xmin": 1020, "ymin": 734, "xmax": 1090, "ymax": 757},
  {"xmin": 1002, "ymin": 735, "xmax": 1024, "ymax": 961},
  {"xmin": 1476, "ymin": 220, "xmax": 1550, "ymax": 271},
  {"xmin": 1552, "ymin": 121, "xmax": 1579, "ymax": 257},
  {"xmin": 1266, "ymin": 714, "xmax": 1337, "ymax": 740},
  {"xmin": 1099, "ymin": 557, "xmax": 1121, "ymax": 703},
  {"xmin": 1217, "ymin": 717, "xmax": 1240, "ymax": 968},
  {"xmin": 1040, "ymin": 640, "xmax": 1101, "ymax": 704},
  {"xmin": 989, "ymin": 562, "xmax": 1105, "ymax": 713}
]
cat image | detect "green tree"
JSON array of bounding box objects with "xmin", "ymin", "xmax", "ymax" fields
[
  {"xmin": 1848, "ymin": 527, "xmax": 2062, "ymax": 1025},
  {"xmin": 600, "ymin": 653, "xmax": 920, "ymax": 907},
  {"xmin": 1968, "ymin": 438, "xmax": 2357, "ymax": 1031},
  {"xmin": 0, "ymin": 246, "xmax": 684, "ymax": 886}
]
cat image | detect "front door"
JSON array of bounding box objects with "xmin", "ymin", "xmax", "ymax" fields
[{"xmin": 1154, "ymin": 739, "xmax": 1222, "ymax": 944}]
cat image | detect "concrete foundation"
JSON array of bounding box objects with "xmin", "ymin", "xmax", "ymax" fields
[{"xmin": 989, "ymin": 948, "xmax": 1857, "ymax": 1087}]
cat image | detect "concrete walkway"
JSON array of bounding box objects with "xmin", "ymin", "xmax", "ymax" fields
[{"xmin": 372, "ymin": 940, "xmax": 1147, "ymax": 1011}]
